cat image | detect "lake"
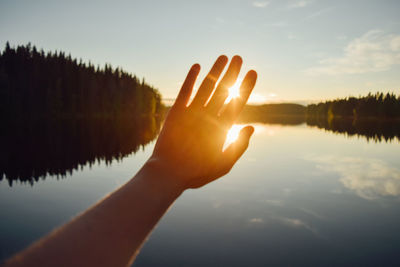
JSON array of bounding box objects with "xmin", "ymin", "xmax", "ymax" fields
[{"xmin": 1, "ymin": 121, "xmax": 400, "ymax": 266}]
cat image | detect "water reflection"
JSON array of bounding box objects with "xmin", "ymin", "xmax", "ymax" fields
[
  {"xmin": 2, "ymin": 113, "xmax": 399, "ymax": 187},
  {"xmin": 2, "ymin": 121, "xmax": 400, "ymax": 266},
  {"xmin": 0, "ymin": 116, "xmax": 161, "ymax": 186},
  {"xmin": 307, "ymin": 155, "xmax": 400, "ymax": 199},
  {"xmin": 238, "ymin": 114, "xmax": 400, "ymax": 143},
  {"xmin": 238, "ymin": 114, "xmax": 306, "ymax": 126},
  {"xmin": 306, "ymin": 117, "xmax": 400, "ymax": 143}
]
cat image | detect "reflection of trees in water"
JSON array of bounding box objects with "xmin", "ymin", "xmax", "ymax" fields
[
  {"xmin": 238, "ymin": 115, "xmax": 306, "ymax": 126},
  {"xmin": 0, "ymin": 116, "xmax": 162, "ymax": 186},
  {"xmin": 2, "ymin": 111, "xmax": 398, "ymax": 186},
  {"xmin": 238, "ymin": 108, "xmax": 400, "ymax": 142},
  {"xmin": 307, "ymin": 117, "xmax": 400, "ymax": 143},
  {"xmin": 238, "ymin": 104, "xmax": 306, "ymax": 126},
  {"xmin": 0, "ymin": 43, "xmax": 166, "ymax": 186}
]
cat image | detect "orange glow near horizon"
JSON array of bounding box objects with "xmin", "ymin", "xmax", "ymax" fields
[
  {"xmin": 248, "ymin": 93, "xmax": 268, "ymax": 104},
  {"xmin": 224, "ymin": 79, "xmax": 268, "ymax": 105}
]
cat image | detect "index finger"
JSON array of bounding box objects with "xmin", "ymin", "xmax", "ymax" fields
[{"xmin": 173, "ymin": 64, "xmax": 201, "ymax": 109}]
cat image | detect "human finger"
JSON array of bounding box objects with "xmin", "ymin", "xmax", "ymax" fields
[
  {"xmin": 173, "ymin": 64, "xmax": 200, "ymax": 109},
  {"xmin": 220, "ymin": 70, "xmax": 257, "ymax": 125},
  {"xmin": 206, "ymin": 55, "xmax": 242, "ymax": 115},
  {"xmin": 189, "ymin": 55, "xmax": 228, "ymax": 109}
]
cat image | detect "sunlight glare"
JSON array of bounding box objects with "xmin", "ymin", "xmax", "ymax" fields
[
  {"xmin": 225, "ymin": 79, "xmax": 242, "ymax": 103},
  {"xmin": 224, "ymin": 125, "xmax": 244, "ymax": 148}
]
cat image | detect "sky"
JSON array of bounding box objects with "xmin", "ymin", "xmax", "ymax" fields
[{"xmin": 1, "ymin": 0, "xmax": 400, "ymax": 104}]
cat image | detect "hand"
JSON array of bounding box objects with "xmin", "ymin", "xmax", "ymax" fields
[
  {"xmin": 2, "ymin": 56, "xmax": 257, "ymax": 267},
  {"xmin": 148, "ymin": 55, "xmax": 257, "ymax": 189}
]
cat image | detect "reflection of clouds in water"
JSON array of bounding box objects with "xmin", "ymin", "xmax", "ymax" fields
[
  {"xmin": 212, "ymin": 199, "xmax": 241, "ymax": 209},
  {"xmin": 331, "ymin": 189, "xmax": 343, "ymax": 194},
  {"xmin": 308, "ymin": 155, "xmax": 400, "ymax": 199},
  {"xmin": 247, "ymin": 215, "xmax": 320, "ymax": 236},
  {"xmin": 279, "ymin": 217, "xmax": 321, "ymax": 236},
  {"xmin": 299, "ymin": 207, "xmax": 326, "ymax": 220},
  {"xmin": 283, "ymin": 188, "xmax": 295, "ymax": 195},
  {"xmin": 281, "ymin": 218, "xmax": 307, "ymax": 228},
  {"xmin": 249, "ymin": 218, "xmax": 264, "ymax": 223},
  {"xmin": 264, "ymin": 199, "xmax": 284, "ymax": 206}
]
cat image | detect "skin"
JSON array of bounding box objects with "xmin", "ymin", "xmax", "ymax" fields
[{"xmin": 4, "ymin": 55, "xmax": 257, "ymax": 267}]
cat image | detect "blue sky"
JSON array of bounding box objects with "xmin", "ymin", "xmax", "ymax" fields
[{"xmin": 1, "ymin": 0, "xmax": 400, "ymax": 103}]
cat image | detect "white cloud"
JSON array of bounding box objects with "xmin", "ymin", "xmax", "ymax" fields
[
  {"xmin": 288, "ymin": 0, "xmax": 312, "ymax": 8},
  {"xmin": 390, "ymin": 36, "xmax": 400, "ymax": 51},
  {"xmin": 307, "ymin": 155, "xmax": 400, "ymax": 200},
  {"xmin": 306, "ymin": 30, "xmax": 400, "ymax": 75},
  {"xmin": 252, "ymin": 1, "xmax": 270, "ymax": 8},
  {"xmin": 264, "ymin": 199, "xmax": 283, "ymax": 206}
]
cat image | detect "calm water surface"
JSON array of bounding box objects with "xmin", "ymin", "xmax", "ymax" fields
[{"xmin": 1, "ymin": 123, "xmax": 400, "ymax": 266}]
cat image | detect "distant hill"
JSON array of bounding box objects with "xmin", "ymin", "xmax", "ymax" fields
[
  {"xmin": 238, "ymin": 103, "xmax": 306, "ymax": 124},
  {"xmin": 237, "ymin": 93, "xmax": 400, "ymax": 124}
]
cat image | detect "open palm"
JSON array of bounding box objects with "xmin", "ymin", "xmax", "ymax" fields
[{"xmin": 150, "ymin": 55, "xmax": 257, "ymax": 189}]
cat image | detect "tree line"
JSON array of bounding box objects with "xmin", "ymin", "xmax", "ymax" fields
[
  {"xmin": 0, "ymin": 42, "xmax": 164, "ymax": 121},
  {"xmin": 237, "ymin": 97, "xmax": 399, "ymax": 142},
  {"xmin": 306, "ymin": 92, "xmax": 400, "ymax": 119}
]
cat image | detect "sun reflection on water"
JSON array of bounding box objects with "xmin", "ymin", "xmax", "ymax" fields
[{"xmin": 225, "ymin": 125, "xmax": 244, "ymax": 147}]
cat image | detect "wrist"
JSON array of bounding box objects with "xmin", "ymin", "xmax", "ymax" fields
[{"xmin": 136, "ymin": 158, "xmax": 186, "ymax": 200}]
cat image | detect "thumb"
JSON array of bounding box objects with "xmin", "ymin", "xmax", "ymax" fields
[
  {"xmin": 223, "ymin": 125, "xmax": 254, "ymax": 165},
  {"xmin": 207, "ymin": 126, "xmax": 254, "ymax": 183}
]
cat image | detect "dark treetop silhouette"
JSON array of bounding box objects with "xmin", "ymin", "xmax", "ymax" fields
[
  {"xmin": 306, "ymin": 92, "xmax": 400, "ymax": 119},
  {"xmin": 2, "ymin": 43, "xmax": 399, "ymax": 187},
  {"xmin": 237, "ymin": 94, "xmax": 400, "ymax": 143},
  {"xmin": 305, "ymin": 93, "xmax": 400, "ymax": 142},
  {"xmin": 4, "ymin": 55, "xmax": 257, "ymax": 267},
  {"xmin": 0, "ymin": 42, "xmax": 163, "ymax": 120}
]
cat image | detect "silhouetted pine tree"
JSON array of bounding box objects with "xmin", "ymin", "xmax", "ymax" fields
[
  {"xmin": 306, "ymin": 92, "xmax": 400, "ymax": 119},
  {"xmin": 0, "ymin": 42, "xmax": 164, "ymax": 121}
]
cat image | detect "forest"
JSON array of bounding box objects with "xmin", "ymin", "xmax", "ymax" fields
[
  {"xmin": 0, "ymin": 43, "xmax": 164, "ymax": 121},
  {"xmin": 237, "ymin": 96, "xmax": 400, "ymax": 142},
  {"xmin": 238, "ymin": 93, "xmax": 400, "ymax": 124},
  {"xmin": 306, "ymin": 92, "xmax": 400, "ymax": 119},
  {"xmin": 0, "ymin": 43, "xmax": 164, "ymax": 184}
]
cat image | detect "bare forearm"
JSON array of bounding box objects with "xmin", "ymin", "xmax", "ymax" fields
[
  {"xmin": 5, "ymin": 160, "xmax": 183, "ymax": 267},
  {"xmin": 5, "ymin": 55, "xmax": 256, "ymax": 267}
]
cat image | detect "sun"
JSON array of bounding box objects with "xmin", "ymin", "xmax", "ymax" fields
[{"xmin": 225, "ymin": 79, "xmax": 241, "ymax": 103}]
